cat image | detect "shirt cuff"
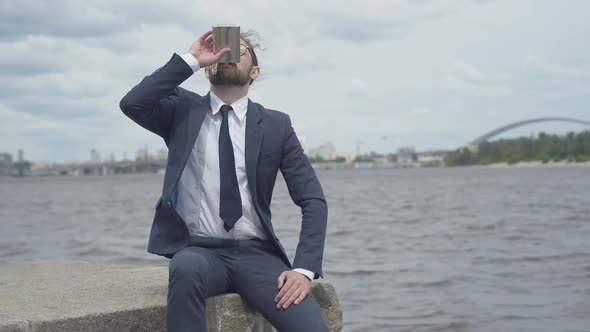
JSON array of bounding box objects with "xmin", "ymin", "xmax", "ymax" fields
[
  {"xmin": 293, "ymin": 268, "xmax": 314, "ymax": 281},
  {"xmin": 180, "ymin": 53, "xmax": 200, "ymax": 73}
]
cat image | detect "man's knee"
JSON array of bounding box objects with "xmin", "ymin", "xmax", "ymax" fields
[{"xmin": 264, "ymin": 296, "xmax": 330, "ymax": 332}]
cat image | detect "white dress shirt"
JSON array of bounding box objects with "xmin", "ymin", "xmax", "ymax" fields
[{"xmin": 174, "ymin": 53, "xmax": 314, "ymax": 281}]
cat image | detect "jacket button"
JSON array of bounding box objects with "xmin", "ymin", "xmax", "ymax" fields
[{"xmin": 165, "ymin": 201, "xmax": 172, "ymax": 208}]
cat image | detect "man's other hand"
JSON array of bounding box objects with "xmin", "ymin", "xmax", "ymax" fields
[
  {"xmin": 275, "ymin": 270, "xmax": 311, "ymax": 309},
  {"xmin": 188, "ymin": 31, "xmax": 231, "ymax": 68}
]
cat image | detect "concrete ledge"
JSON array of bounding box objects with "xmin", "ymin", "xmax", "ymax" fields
[{"xmin": 0, "ymin": 260, "xmax": 342, "ymax": 331}]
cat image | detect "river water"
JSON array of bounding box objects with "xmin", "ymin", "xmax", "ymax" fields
[{"xmin": 1, "ymin": 166, "xmax": 589, "ymax": 331}]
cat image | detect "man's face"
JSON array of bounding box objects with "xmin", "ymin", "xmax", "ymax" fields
[{"xmin": 207, "ymin": 39, "xmax": 258, "ymax": 87}]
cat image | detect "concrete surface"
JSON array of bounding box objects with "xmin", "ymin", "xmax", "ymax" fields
[{"xmin": 0, "ymin": 260, "xmax": 342, "ymax": 331}]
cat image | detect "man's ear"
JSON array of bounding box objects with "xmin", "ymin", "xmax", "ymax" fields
[
  {"xmin": 204, "ymin": 66, "xmax": 210, "ymax": 80},
  {"xmin": 250, "ymin": 66, "xmax": 260, "ymax": 81}
]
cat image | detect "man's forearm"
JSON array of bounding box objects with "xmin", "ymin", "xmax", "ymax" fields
[
  {"xmin": 180, "ymin": 53, "xmax": 201, "ymax": 73},
  {"xmin": 120, "ymin": 53, "xmax": 194, "ymax": 112},
  {"xmin": 280, "ymin": 115, "xmax": 328, "ymax": 279},
  {"xmin": 291, "ymin": 197, "xmax": 328, "ymax": 279},
  {"xmin": 119, "ymin": 53, "xmax": 194, "ymax": 139}
]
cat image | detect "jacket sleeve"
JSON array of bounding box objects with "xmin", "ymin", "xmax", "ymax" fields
[
  {"xmin": 119, "ymin": 53, "xmax": 194, "ymax": 141},
  {"xmin": 279, "ymin": 114, "xmax": 328, "ymax": 279}
]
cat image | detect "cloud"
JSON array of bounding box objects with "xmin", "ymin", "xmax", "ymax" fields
[
  {"xmin": 346, "ymin": 77, "xmax": 371, "ymax": 100},
  {"xmin": 411, "ymin": 107, "xmax": 432, "ymax": 115},
  {"xmin": 0, "ymin": 105, "xmax": 64, "ymax": 133},
  {"xmin": 525, "ymin": 54, "xmax": 590, "ymax": 79},
  {"xmin": 0, "ymin": 1, "xmax": 125, "ymax": 40},
  {"xmin": 441, "ymin": 61, "xmax": 511, "ymax": 97},
  {"xmin": 0, "ymin": 0, "xmax": 588, "ymax": 162},
  {"xmin": 306, "ymin": 0, "xmax": 486, "ymax": 42},
  {"xmin": 519, "ymin": 55, "xmax": 590, "ymax": 102},
  {"xmin": 315, "ymin": 15, "xmax": 403, "ymax": 43}
]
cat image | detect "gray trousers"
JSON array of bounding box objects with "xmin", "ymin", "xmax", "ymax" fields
[{"xmin": 167, "ymin": 235, "xmax": 330, "ymax": 332}]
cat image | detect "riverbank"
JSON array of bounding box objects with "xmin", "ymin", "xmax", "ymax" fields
[{"xmin": 483, "ymin": 160, "xmax": 590, "ymax": 168}]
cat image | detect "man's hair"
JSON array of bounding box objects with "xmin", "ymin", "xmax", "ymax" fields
[{"xmin": 241, "ymin": 30, "xmax": 262, "ymax": 85}]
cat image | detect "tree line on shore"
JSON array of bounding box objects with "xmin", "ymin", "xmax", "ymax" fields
[{"xmin": 445, "ymin": 130, "xmax": 590, "ymax": 166}]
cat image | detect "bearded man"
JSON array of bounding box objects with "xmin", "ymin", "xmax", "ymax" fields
[{"xmin": 119, "ymin": 30, "xmax": 330, "ymax": 331}]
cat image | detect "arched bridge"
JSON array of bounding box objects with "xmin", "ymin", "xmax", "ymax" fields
[{"xmin": 469, "ymin": 117, "xmax": 590, "ymax": 146}]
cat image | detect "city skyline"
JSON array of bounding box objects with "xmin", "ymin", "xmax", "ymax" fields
[
  {"xmin": 1, "ymin": 1, "xmax": 589, "ymax": 163},
  {"xmin": 0, "ymin": 140, "xmax": 426, "ymax": 165},
  {"xmin": 4, "ymin": 122, "xmax": 590, "ymax": 164}
]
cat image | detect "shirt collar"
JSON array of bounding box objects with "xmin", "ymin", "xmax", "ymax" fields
[{"xmin": 209, "ymin": 91, "xmax": 248, "ymax": 123}]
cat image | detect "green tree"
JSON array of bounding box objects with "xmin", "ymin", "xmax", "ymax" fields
[
  {"xmin": 14, "ymin": 161, "xmax": 31, "ymax": 176},
  {"xmin": 444, "ymin": 130, "xmax": 590, "ymax": 166}
]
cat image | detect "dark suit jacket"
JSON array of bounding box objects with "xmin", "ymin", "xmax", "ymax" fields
[{"xmin": 119, "ymin": 53, "xmax": 328, "ymax": 279}]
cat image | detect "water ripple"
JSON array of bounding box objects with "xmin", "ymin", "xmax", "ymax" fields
[{"xmin": 2, "ymin": 167, "xmax": 590, "ymax": 331}]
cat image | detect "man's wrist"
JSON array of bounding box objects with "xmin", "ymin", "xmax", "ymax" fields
[
  {"xmin": 180, "ymin": 52, "xmax": 200, "ymax": 73},
  {"xmin": 293, "ymin": 268, "xmax": 314, "ymax": 281}
]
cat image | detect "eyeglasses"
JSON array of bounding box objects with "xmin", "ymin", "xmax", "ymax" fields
[
  {"xmin": 239, "ymin": 44, "xmax": 251, "ymax": 56},
  {"xmin": 239, "ymin": 44, "xmax": 258, "ymax": 66}
]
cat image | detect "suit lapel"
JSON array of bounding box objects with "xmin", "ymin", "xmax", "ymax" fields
[
  {"xmin": 167, "ymin": 93, "xmax": 263, "ymax": 200},
  {"xmin": 245, "ymin": 99, "xmax": 263, "ymax": 200},
  {"xmin": 165, "ymin": 92, "xmax": 209, "ymax": 197}
]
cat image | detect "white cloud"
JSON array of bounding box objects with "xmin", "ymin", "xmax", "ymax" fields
[
  {"xmin": 525, "ymin": 54, "xmax": 590, "ymax": 79},
  {"xmin": 411, "ymin": 107, "xmax": 432, "ymax": 115},
  {"xmin": 441, "ymin": 61, "xmax": 511, "ymax": 97},
  {"xmin": 0, "ymin": 0, "xmax": 589, "ymax": 161},
  {"xmin": 346, "ymin": 77, "xmax": 372, "ymax": 100}
]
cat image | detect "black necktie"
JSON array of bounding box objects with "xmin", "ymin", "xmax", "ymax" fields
[{"xmin": 219, "ymin": 104, "xmax": 242, "ymax": 231}]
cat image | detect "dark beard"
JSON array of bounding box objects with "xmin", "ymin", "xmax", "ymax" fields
[{"xmin": 209, "ymin": 64, "xmax": 251, "ymax": 86}]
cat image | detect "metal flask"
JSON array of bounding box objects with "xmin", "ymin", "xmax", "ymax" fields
[{"xmin": 213, "ymin": 25, "xmax": 241, "ymax": 64}]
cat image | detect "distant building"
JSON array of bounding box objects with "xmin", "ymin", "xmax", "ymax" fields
[
  {"xmin": 156, "ymin": 148, "xmax": 168, "ymax": 161},
  {"xmin": 309, "ymin": 142, "xmax": 337, "ymax": 160},
  {"xmin": 90, "ymin": 149, "xmax": 101, "ymax": 163},
  {"xmin": 372, "ymin": 155, "xmax": 389, "ymax": 164},
  {"xmin": 0, "ymin": 153, "xmax": 13, "ymax": 176},
  {"xmin": 397, "ymin": 147, "xmax": 416, "ymax": 166},
  {"xmin": 17, "ymin": 149, "xmax": 24, "ymax": 163},
  {"xmin": 136, "ymin": 145, "xmax": 149, "ymax": 161},
  {"xmin": 343, "ymin": 153, "xmax": 357, "ymax": 163},
  {"xmin": 31, "ymin": 161, "xmax": 50, "ymax": 171},
  {"xmin": 416, "ymin": 150, "xmax": 449, "ymax": 167}
]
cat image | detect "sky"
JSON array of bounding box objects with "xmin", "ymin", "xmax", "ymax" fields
[{"xmin": 1, "ymin": 0, "xmax": 589, "ymax": 163}]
